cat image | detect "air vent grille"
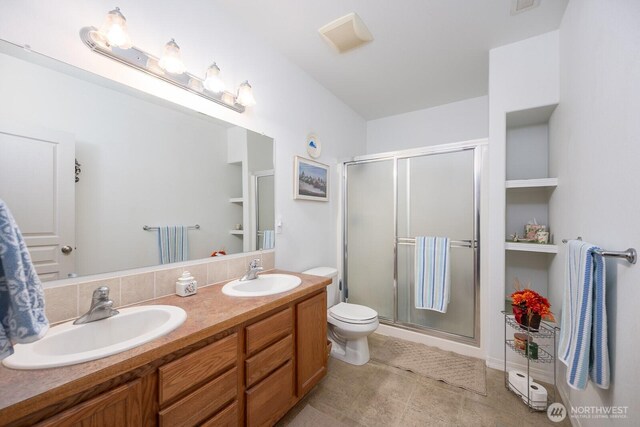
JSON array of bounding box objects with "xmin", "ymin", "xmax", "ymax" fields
[
  {"xmin": 319, "ymin": 12, "xmax": 373, "ymax": 54},
  {"xmin": 511, "ymin": 0, "xmax": 541, "ymax": 15}
]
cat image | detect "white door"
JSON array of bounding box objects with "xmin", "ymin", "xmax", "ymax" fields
[{"xmin": 0, "ymin": 123, "xmax": 75, "ymax": 281}]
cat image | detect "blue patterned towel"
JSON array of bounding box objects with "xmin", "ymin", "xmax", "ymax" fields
[
  {"xmin": 158, "ymin": 226, "xmax": 189, "ymax": 264},
  {"xmin": 415, "ymin": 236, "xmax": 451, "ymax": 313},
  {"xmin": 262, "ymin": 230, "xmax": 275, "ymax": 250},
  {"xmin": 559, "ymin": 240, "xmax": 609, "ymax": 390},
  {"xmin": 0, "ymin": 199, "xmax": 49, "ymax": 360}
]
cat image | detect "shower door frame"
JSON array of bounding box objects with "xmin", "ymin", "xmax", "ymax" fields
[{"xmin": 342, "ymin": 140, "xmax": 484, "ymax": 347}]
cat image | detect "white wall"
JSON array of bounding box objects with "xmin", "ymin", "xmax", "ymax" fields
[
  {"xmin": 0, "ymin": 52, "xmax": 244, "ymax": 275},
  {"xmin": 486, "ymin": 31, "xmax": 559, "ymax": 376},
  {"xmin": 549, "ymin": 1, "xmax": 640, "ymax": 424},
  {"xmin": 0, "ymin": 0, "xmax": 367, "ymax": 274},
  {"xmin": 366, "ymin": 96, "xmax": 488, "ymax": 154}
]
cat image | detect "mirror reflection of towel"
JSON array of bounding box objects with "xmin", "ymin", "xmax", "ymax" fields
[
  {"xmin": 262, "ymin": 230, "xmax": 275, "ymax": 250},
  {"xmin": 0, "ymin": 199, "xmax": 49, "ymax": 360},
  {"xmin": 158, "ymin": 226, "xmax": 189, "ymax": 264}
]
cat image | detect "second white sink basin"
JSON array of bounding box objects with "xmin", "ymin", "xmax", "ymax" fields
[
  {"xmin": 222, "ymin": 274, "xmax": 302, "ymax": 297},
  {"xmin": 2, "ymin": 305, "xmax": 186, "ymax": 370}
]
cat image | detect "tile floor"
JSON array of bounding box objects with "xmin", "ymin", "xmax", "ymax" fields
[{"xmin": 279, "ymin": 336, "xmax": 570, "ymax": 427}]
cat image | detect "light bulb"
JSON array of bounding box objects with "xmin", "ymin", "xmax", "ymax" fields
[
  {"xmin": 236, "ymin": 80, "xmax": 256, "ymax": 107},
  {"xmin": 203, "ymin": 63, "xmax": 225, "ymax": 93},
  {"xmin": 100, "ymin": 7, "xmax": 132, "ymax": 49},
  {"xmin": 158, "ymin": 39, "xmax": 186, "ymax": 75}
]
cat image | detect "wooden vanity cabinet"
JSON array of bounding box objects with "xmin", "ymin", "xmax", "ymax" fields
[
  {"xmin": 37, "ymin": 378, "xmax": 145, "ymax": 427},
  {"xmin": 13, "ymin": 287, "xmax": 328, "ymax": 427},
  {"xmin": 157, "ymin": 333, "xmax": 238, "ymax": 427},
  {"xmin": 244, "ymin": 307, "xmax": 295, "ymax": 426},
  {"xmin": 296, "ymin": 291, "xmax": 328, "ymax": 396}
]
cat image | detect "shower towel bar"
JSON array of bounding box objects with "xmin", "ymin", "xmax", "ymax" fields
[
  {"xmin": 143, "ymin": 224, "xmax": 200, "ymax": 231},
  {"xmin": 396, "ymin": 237, "xmax": 476, "ymax": 248},
  {"xmin": 561, "ymin": 237, "xmax": 636, "ymax": 264}
]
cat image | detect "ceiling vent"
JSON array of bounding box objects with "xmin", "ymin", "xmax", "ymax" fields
[
  {"xmin": 510, "ymin": 0, "xmax": 541, "ymax": 15},
  {"xmin": 319, "ymin": 12, "xmax": 373, "ymax": 54}
]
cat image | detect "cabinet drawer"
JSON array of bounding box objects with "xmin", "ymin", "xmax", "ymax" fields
[
  {"xmin": 246, "ymin": 360, "xmax": 294, "ymax": 427},
  {"xmin": 245, "ymin": 308, "xmax": 292, "ymax": 355},
  {"xmin": 37, "ymin": 379, "xmax": 142, "ymax": 427},
  {"xmin": 245, "ymin": 335, "xmax": 293, "ymax": 387},
  {"xmin": 159, "ymin": 333, "xmax": 237, "ymax": 405},
  {"xmin": 201, "ymin": 401, "xmax": 238, "ymax": 427},
  {"xmin": 159, "ymin": 367, "xmax": 237, "ymax": 427}
]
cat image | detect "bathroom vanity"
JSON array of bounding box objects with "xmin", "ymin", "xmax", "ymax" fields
[{"xmin": 0, "ymin": 271, "xmax": 330, "ymax": 426}]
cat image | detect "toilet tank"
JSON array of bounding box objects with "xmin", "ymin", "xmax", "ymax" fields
[{"xmin": 302, "ymin": 267, "xmax": 339, "ymax": 308}]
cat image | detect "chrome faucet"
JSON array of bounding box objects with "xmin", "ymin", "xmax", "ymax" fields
[
  {"xmin": 74, "ymin": 286, "xmax": 119, "ymax": 325},
  {"xmin": 240, "ymin": 258, "xmax": 263, "ymax": 281}
]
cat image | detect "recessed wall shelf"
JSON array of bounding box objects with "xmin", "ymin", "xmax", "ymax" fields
[
  {"xmin": 505, "ymin": 242, "xmax": 558, "ymax": 254},
  {"xmin": 505, "ymin": 178, "xmax": 558, "ymax": 189},
  {"xmin": 229, "ymin": 198, "xmax": 244, "ymax": 204}
]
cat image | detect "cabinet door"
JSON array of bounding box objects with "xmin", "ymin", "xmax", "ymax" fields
[
  {"xmin": 296, "ymin": 291, "xmax": 327, "ymax": 396},
  {"xmin": 37, "ymin": 379, "xmax": 142, "ymax": 427},
  {"xmin": 245, "ymin": 360, "xmax": 294, "ymax": 427}
]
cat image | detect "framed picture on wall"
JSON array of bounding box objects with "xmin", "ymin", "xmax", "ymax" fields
[{"xmin": 294, "ymin": 156, "xmax": 329, "ymax": 201}]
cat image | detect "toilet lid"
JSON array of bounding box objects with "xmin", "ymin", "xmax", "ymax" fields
[{"xmin": 329, "ymin": 302, "xmax": 378, "ymax": 324}]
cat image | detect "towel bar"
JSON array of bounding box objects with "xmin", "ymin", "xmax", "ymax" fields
[
  {"xmin": 561, "ymin": 237, "xmax": 636, "ymax": 264},
  {"xmin": 396, "ymin": 237, "xmax": 477, "ymax": 249},
  {"xmin": 143, "ymin": 224, "xmax": 200, "ymax": 231}
]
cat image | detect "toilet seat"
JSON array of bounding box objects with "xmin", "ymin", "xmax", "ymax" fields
[{"xmin": 329, "ymin": 302, "xmax": 378, "ymax": 324}]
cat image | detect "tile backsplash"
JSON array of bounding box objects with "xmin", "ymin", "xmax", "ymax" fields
[{"xmin": 43, "ymin": 250, "xmax": 275, "ymax": 324}]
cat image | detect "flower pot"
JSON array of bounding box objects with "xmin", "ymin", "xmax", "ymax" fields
[
  {"xmin": 520, "ymin": 312, "xmax": 542, "ymax": 332},
  {"xmin": 512, "ymin": 305, "xmax": 542, "ymax": 331}
]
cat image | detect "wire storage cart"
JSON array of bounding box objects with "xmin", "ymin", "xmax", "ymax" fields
[{"xmin": 503, "ymin": 311, "xmax": 559, "ymax": 411}]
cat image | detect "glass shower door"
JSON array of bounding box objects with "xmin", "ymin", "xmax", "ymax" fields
[
  {"xmin": 397, "ymin": 149, "xmax": 477, "ymax": 338},
  {"xmin": 345, "ymin": 160, "xmax": 395, "ymax": 320}
]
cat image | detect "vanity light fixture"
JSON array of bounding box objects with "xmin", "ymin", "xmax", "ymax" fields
[
  {"xmin": 80, "ymin": 7, "xmax": 254, "ymax": 113},
  {"xmin": 158, "ymin": 39, "xmax": 187, "ymax": 75},
  {"xmin": 236, "ymin": 81, "xmax": 256, "ymax": 107},
  {"xmin": 99, "ymin": 7, "xmax": 132, "ymax": 49},
  {"xmin": 203, "ymin": 62, "xmax": 225, "ymax": 93}
]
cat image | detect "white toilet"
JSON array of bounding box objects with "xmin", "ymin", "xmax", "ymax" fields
[{"xmin": 302, "ymin": 267, "xmax": 379, "ymax": 366}]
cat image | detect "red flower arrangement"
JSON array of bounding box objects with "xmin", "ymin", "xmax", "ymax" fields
[
  {"xmin": 511, "ymin": 289, "xmax": 555, "ymax": 322},
  {"xmin": 510, "ymin": 279, "xmax": 555, "ymax": 330}
]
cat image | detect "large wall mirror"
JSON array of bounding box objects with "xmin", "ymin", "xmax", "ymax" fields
[{"xmin": 0, "ymin": 40, "xmax": 275, "ymax": 284}]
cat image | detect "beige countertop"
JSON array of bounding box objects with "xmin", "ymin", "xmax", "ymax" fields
[{"xmin": 0, "ymin": 270, "xmax": 330, "ymax": 424}]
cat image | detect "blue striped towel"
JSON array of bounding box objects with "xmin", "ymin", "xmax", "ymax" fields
[
  {"xmin": 262, "ymin": 230, "xmax": 275, "ymax": 250},
  {"xmin": 158, "ymin": 226, "xmax": 189, "ymax": 264},
  {"xmin": 558, "ymin": 240, "xmax": 609, "ymax": 390},
  {"xmin": 0, "ymin": 199, "xmax": 49, "ymax": 360},
  {"xmin": 415, "ymin": 236, "xmax": 451, "ymax": 313}
]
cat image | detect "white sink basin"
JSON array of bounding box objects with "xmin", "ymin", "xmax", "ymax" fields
[
  {"xmin": 2, "ymin": 305, "xmax": 186, "ymax": 370},
  {"xmin": 222, "ymin": 274, "xmax": 302, "ymax": 297}
]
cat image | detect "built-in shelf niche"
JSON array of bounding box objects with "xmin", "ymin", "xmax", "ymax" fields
[
  {"xmin": 504, "ymin": 103, "xmax": 558, "ymax": 302},
  {"xmin": 505, "ymin": 104, "xmax": 558, "ymax": 241}
]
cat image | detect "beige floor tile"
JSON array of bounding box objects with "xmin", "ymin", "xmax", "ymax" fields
[
  {"xmin": 400, "ymin": 404, "xmax": 459, "ymax": 427},
  {"xmin": 349, "ymin": 386, "xmax": 409, "ymax": 427},
  {"xmin": 283, "ymin": 348, "xmax": 570, "ymax": 427}
]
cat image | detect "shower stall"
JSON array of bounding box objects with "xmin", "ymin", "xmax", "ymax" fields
[{"xmin": 342, "ymin": 141, "xmax": 482, "ymax": 345}]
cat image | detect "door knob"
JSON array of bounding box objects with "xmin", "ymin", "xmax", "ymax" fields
[{"xmin": 61, "ymin": 245, "xmax": 73, "ymax": 255}]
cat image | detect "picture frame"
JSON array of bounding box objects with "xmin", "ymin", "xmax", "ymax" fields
[{"xmin": 293, "ymin": 156, "xmax": 329, "ymax": 201}]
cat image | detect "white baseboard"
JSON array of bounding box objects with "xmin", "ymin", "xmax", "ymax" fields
[
  {"xmin": 557, "ymin": 384, "xmax": 581, "ymax": 427},
  {"xmin": 486, "ymin": 356, "xmax": 555, "ymax": 384},
  {"xmin": 376, "ymin": 324, "xmax": 485, "ymax": 359}
]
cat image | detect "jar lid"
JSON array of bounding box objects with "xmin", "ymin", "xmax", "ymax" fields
[{"xmin": 514, "ymin": 333, "xmax": 532, "ymax": 342}]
